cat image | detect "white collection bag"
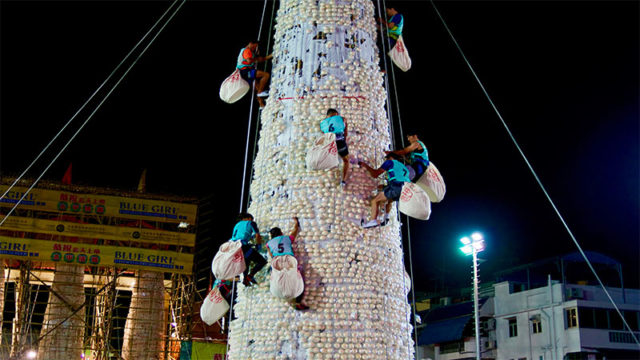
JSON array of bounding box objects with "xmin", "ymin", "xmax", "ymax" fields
[
  {"xmin": 305, "ymin": 133, "xmax": 341, "ymax": 170},
  {"xmin": 200, "ymin": 287, "xmax": 230, "ymax": 326},
  {"xmin": 270, "ymin": 255, "xmax": 304, "ymax": 300},
  {"xmin": 219, "ymin": 69, "xmax": 250, "ymax": 103},
  {"xmin": 416, "ymin": 162, "xmax": 446, "ymax": 203},
  {"xmin": 211, "ymin": 241, "xmax": 246, "ymax": 280},
  {"xmin": 398, "ymin": 182, "xmax": 431, "ymax": 220},
  {"xmin": 388, "ymin": 36, "xmax": 412, "ymax": 72}
]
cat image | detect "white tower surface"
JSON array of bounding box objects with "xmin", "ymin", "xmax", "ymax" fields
[{"xmin": 228, "ymin": 0, "xmax": 414, "ymax": 359}]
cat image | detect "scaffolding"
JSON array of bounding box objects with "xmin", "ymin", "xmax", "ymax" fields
[{"xmin": 0, "ymin": 177, "xmax": 197, "ymax": 360}]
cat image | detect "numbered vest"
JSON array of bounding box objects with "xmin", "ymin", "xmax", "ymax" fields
[
  {"xmin": 236, "ymin": 47, "xmax": 254, "ymax": 70},
  {"xmin": 267, "ymin": 235, "xmax": 294, "ymax": 257},
  {"xmin": 410, "ymin": 140, "xmax": 429, "ymax": 165},
  {"xmin": 231, "ymin": 220, "xmax": 256, "ymax": 245},
  {"xmin": 387, "ymin": 160, "xmax": 411, "ymax": 183},
  {"xmin": 320, "ymin": 115, "xmax": 345, "ymax": 135}
]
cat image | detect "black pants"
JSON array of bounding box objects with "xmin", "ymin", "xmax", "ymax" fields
[
  {"xmin": 241, "ymin": 244, "xmax": 267, "ymax": 278},
  {"xmin": 218, "ymin": 283, "xmax": 234, "ymax": 304}
]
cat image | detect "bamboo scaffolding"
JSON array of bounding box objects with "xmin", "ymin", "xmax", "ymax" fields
[
  {"xmin": 121, "ymin": 271, "xmax": 165, "ymax": 360},
  {"xmin": 37, "ymin": 263, "xmax": 85, "ymax": 360}
]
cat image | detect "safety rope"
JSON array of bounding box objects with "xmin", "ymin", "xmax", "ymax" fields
[
  {"xmin": 246, "ymin": 2, "xmax": 277, "ymax": 357},
  {"xmin": 229, "ymin": 1, "xmax": 271, "ymax": 358},
  {"xmin": 429, "ymin": 0, "xmax": 640, "ymax": 345},
  {"xmin": 379, "ymin": 0, "xmax": 419, "ymax": 353},
  {"xmin": 239, "ymin": 0, "xmax": 271, "ymax": 213},
  {"xmin": 374, "ymin": 1, "xmax": 419, "ymax": 357},
  {"xmin": 249, "ymin": 0, "xmax": 278, "ymax": 211},
  {"xmin": 0, "ymin": 0, "xmax": 186, "ymax": 228},
  {"xmin": 375, "ymin": 1, "xmax": 397, "ymax": 151},
  {"xmin": 0, "ymin": 0, "xmax": 181, "ymax": 213}
]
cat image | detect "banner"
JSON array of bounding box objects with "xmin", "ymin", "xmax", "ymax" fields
[
  {"xmin": 0, "ymin": 216, "xmax": 195, "ymax": 246},
  {"xmin": 0, "ymin": 185, "xmax": 197, "ymax": 224},
  {"xmin": 0, "ymin": 236, "xmax": 193, "ymax": 274}
]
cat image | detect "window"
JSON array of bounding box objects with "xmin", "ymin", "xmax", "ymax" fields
[
  {"xmin": 566, "ymin": 308, "xmax": 578, "ymax": 328},
  {"xmin": 594, "ymin": 308, "xmax": 608, "ymax": 329},
  {"xmin": 624, "ymin": 310, "xmax": 639, "ymax": 331},
  {"xmin": 579, "ymin": 307, "xmax": 595, "ymax": 328},
  {"xmin": 532, "ymin": 318, "xmax": 542, "ymax": 334},
  {"xmin": 439, "ymin": 340, "xmax": 463, "ymax": 354},
  {"xmin": 608, "ymin": 309, "xmax": 624, "ymax": 330},
  {"xmin": 508, "ymin": 318, "xmax": 518, "ymax": 337}
]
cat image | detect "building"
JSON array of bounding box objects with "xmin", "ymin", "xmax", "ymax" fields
[
  {"xmin": 0, "ymin": 176, "xmax": 198, "ymax": 359},
  {"xmin": 494, "ymin": 279, "xmax": 639, "ymax": 360},
  {"xmin": 417, "ymin": 252, "xmax": 640, "ymax": 360},
  {"xmin": 417, "ymin": 297, "xmax": 496, "ymax": 360}
]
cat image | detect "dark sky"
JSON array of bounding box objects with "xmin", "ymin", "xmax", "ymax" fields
[{"xmin": 1, "ymin": 1, "xmax": 638, "ymax": 290}]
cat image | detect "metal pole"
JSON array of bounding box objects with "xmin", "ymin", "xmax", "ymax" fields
[{"xmin": 473, "ymin": 249, "xmax": 481, "ymax": 360}]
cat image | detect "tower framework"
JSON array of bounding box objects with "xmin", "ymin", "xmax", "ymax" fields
[{"xmin": 228, "ymin": 0, "xmax": 414, "ymax": 358}]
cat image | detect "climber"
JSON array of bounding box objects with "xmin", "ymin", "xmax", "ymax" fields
[
  {"xmin": 237, "ymin": 40, "xmax": 273, "ymax": 108},
  {"xmin": 320, "ymin": 108, "xmax": 350, "ymax": 187},
  {"xmin": 359, "ymin": 152, "xmax": 411, "ymax": 228},
  {"xmin": 386, "ymin": 133, "xmax": 429, "ymax": 182},
  {"xmin": 381, "ymin": 7, "xmax": 404, "ymax": 49},
  {"xmin": 266, "ymin": 217, "xmax": 309, "ymax": 311},
  {"xmin": 230, "ymin": 212, "xmax": 267, "ymax": 286}
]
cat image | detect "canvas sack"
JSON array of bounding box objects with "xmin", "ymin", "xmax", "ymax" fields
[
  {"xmin": 388, "ymin": 36, "xmax": 412, "ymax": 72},
  {"xmin": 270, "ymin": 255, "xmax": 304, "ymax": 300},
  {"xmin": 211, "ymin": 241, "xmax": 246, "ymax": 280},
  {"xmin": 416, "ymin": 162, "xmax": 446, "ymax": 203},
  {"xmin": 398, "ymin": 182, "xmax": 432, "ymax": 220},
  {"xmin": 200, "ymin": 287, "xmax": 230, "ymax": 326},
  {"xmin": 219, "ymin": 69, "xmax": 250, "ymax": 103},
  {"xmin": 306, "ymin": 133, "xmax": 341, "ymax": 170}
]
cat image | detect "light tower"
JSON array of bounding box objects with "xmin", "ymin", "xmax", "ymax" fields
[
  {"xmin": 460, "ymin": 232, "xmax": 486, "ymax": 360},
  {"xmin": 226, "ymin": 0, "xmax": 414, "ymax": 359}
]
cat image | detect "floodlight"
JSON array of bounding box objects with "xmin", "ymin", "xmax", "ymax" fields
[
  {"xmin": 460, "ymin": 236, "xmax": 471, "ymax": 245},
  {"xmin": 26, "ymin": 350, "xmax": 37, "ymax": 359},
  {"xmin": 471, "ymin": 232, "xmax": 483, "ymax": 241},
  {"xmin": 472, "ymin": 240, "xmax": 485, "ymax": 252},
  {"xmin": 178, "ymin": 222, "xmax": 189, "ymax": 229},
  {"xmin": 460, "ymin": 244, "xmax": 473, "ymax": 255}
]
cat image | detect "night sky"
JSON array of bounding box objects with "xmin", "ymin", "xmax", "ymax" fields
[{"xmin": 1, "ymin": 1, "xmax": 638, "ymax": 290}]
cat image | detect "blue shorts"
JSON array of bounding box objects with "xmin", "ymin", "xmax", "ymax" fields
[
  {"xmin": 239, "ymin": 68, "xmax": 256, "ymax": 82},
  {"xmin": 383, "ymin": 181, "xmax": 404, "ymax": 201},
  {"xmin": 412, "ymin": 160, "xmax": 429, "ymax": 181}
]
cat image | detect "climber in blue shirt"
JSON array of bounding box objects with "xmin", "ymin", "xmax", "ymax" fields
[
  {"xmin": 386, "ymin": 133, "xmax": 429, "ymax": 182},
  {"xmin": 237, "ymin": 40, "xmax": 273, "ymax": 108},
  {"xmin": 266, "ymin": 217, "xmax": 308, "ymax": 310},
  {"xmin": 230, "ymin": 212, "xmax": 267, "ymax": 286},
  {"xmin": 379, "ymin": 7, "xmax": 404, "ymax": 49},
  {"xmin": 320, "ymin": 108, "xmax": 350, "ymax": 187},
  {"xmin": 359, "ymin": 152, "xmax": 411, "ymax": 228}
]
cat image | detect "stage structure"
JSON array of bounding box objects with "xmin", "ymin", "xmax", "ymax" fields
[
  {"xmin": 0, "ymin": 177, "xmax": 197, "ymax": 360},
  {"xmin": 227, "ymin": 0, "xmax": 414, "ymax": 358}
]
